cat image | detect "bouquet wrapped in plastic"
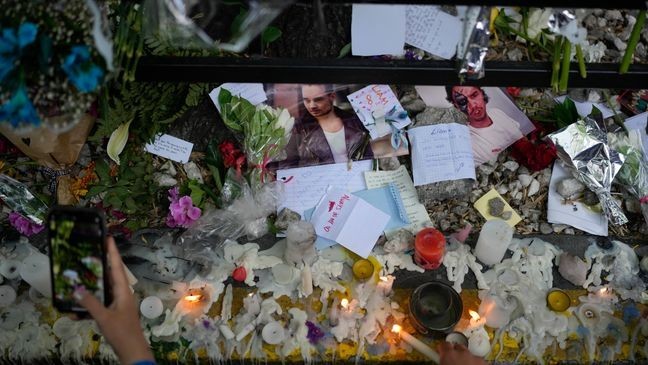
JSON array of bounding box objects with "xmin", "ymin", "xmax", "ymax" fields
[
  {"xmin": 217, "ymin": 88, "xmax": 294, "ymax": 190},
  {"xmin": 608, "ymin": 129, "xmax": 648, "ymax": 224}
]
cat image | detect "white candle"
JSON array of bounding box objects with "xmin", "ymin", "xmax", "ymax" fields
[
  {"xmin": 140, "ymin": 296, "xmax": 164, "ymax": 319},
  {"xmin": 236, "ymin": 322, "xmax": 257, "ymax": 341},
  {"xmin": 19, "ymin": 252, "xmax": 51, "ymax": 297},
  {"xmin": 377, "ymin": 275, "xmax": 395, "ymax": 296},
  {"xmin": 271, "ymin": 264, "xmax": 294, "ymax": 285},
  {"xmin": 300, "ymin": 265, "xmax": 313, "ymax": 296},
  {"xmin": 467, "ymin": 327, "xmax": 491, "ymax": 357},
  {"xmin": 0, "ymin": 259, "xmax": 21, "ymax": 279},
  {"xmin": 473, "ymin": 219, "xmax": 513, "ymax": 266},
  {"xmin": 329, "ymin": 298, "xmax": 340, "ymax": 326},
  {"xmin": 261, "ymin": 321, "xmax": 286, "ymax": 345},
  {"xmin": 391, "ymin": 324, "xmax": 440, "ymax": 363},
  {"xmin": 219, "ymin": 324, "xmax": 235, "ymax": 340},
  {"xmin": 0, "ymin": 285, "xmax": 17, "ymax": 306}
]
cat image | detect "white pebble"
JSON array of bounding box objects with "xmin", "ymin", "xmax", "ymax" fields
[
  {"xmin": 518, "ymin": 174, "xmax": 533, "ymax": 187},
  {"xmin": 502, "ymin": 161, "xmax": 519, "ymax": 171},
  {"xmin": 527, "ymin": 179, "xmax": 540, "ymax": 197}
]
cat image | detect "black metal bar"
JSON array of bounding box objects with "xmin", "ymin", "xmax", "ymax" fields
[
  {"xmin": 301, "ymin": 0, "xmax": 646, "ymax": 9},
  {"xmin": 136, "ymin": 56, "xmax": 648, "ymax": 89}
]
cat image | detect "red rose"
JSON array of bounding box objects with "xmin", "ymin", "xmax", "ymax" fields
[
  {"xmin": 506, "ymin": 87, "xmax": 521, "ymax": 98},
  {"xmin": 219, "ymin": 140, "xmax": 246, "ymax": 170}
]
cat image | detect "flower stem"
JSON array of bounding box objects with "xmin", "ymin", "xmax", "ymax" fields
[
  {"xmin": 551, "ymin": 36, "xmax": 563, "ymax": 93},
  {"xmin": 619, "ymin": 10, "xmax": 646, "ymax": 74},
  {"xmin": 575, "ymin": 44, "xmax": 587, "ymax": 78},
  {"xmin": 559, "ymin": 38, "xmax": 572, "ymax": 93}
]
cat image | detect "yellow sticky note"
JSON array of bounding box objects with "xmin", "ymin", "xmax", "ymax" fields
[{"xmin": 474, "ymin": 188, "xmax": 522, "ymax": 227}]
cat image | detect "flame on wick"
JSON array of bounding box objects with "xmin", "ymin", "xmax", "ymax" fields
[
  {"xmin": 469, "ymin": 310, "xmax": 481, "ymax": 321},
  {"xmin": 391, "ymin": 324, "xmax": 402, "ymax": 334},
  {"xmin": 248, "ymin": 292, "xmax": 254, "ymax": 297},
  {"xmin": 379, "ymin": 276, "xmax": 389, "ymax": 282},
  {"xmin": 184, "ymin": 294, "xmax": 203, "ymax": 303},
  {"xmin": 341, "ymin": 298, "xmax": 349, "ymax": 309},
  {"xmin": 599, "ymin": 287, "xmax": 608, "ymax": 294}
]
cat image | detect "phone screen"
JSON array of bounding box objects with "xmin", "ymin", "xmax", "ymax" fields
[{"xmin": 49, "ymin": 209, "xmax": 107, "ymax": 312}]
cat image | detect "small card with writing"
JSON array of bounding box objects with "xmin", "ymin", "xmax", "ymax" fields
[
  {"xmin": 347, "ymin": 84, "xmax": 412, "ymax": 139},
  {"xmin": 144, "ymin": 134, "xmax": 194, "ymax": 163},
  {"xmin": 408, "ymin": 123, "xmax": 476, "ymax": 185},
  {"xmin": 405, "ymin": 6, "xmax": 462, "ymax": 59}
]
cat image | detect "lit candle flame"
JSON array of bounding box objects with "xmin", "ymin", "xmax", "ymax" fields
[
  {"xmin": 248, "ymin": 292, "xmax": 254, "ymax": 297},
  {"xmin": 341, "ymin": 298, "xmax": 349, "ymax": 309},
  {"xmin": 391, "ymin": 324, "xmax": 402, "ymax": 334},
  {"xmin": 379, "ymin": 276, "xmax": 389, "ymax": 282},
  {"xmin": 469, "ymin": 310, "xmax": 481, "ymax": 321},
  {"xmin": 184, "ymin": 294, "xmax": 203, "ymax": 303},
  {"xmin": 599, "ymin": 287, "xmax": 608, "ymax": 294}
]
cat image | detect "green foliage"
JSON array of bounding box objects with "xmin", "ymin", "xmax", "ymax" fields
[
  {"xmin": 261, "ymin": 26, "xmax": 282, "ymax": 48},
  {"xmin": 338, "ymin": 43, "xmax": 352, "ymax": 59},
  {"xmin": 87, "ymin": 148, "xmax": 163, "ymax": 230},
  {"xmin": 548, "ymin": 98, "xmax": 580, "ymax": 129}
]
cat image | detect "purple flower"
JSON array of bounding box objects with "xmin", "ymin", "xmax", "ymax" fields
[
  {"xmin": 166, "ymin": 188, "xmax": 201, "ymax": 228},
  {"xmin": 8, "ymin": 212, "xmax": 44, "ymax": 236},
  {"xmin": 305, "ymin": 321, "xmax": 325, "ymax": 344}
]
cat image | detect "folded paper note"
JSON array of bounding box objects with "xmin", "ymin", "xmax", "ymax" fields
[
  {"xmin": 405, "ymin": 6, "xmax": 462, "ymax": 59},
  {"xmin": 277, "ymin": 160, "xmax": 373, "ymax": 217},
  {"xmin": 409, "ymin": 123, "xmax": 476, "ymax": 185},
  {"xmin": 347, "ymin": 85, "xmax": 412, "ymax": 139},
  {"xmin": 364, "ymin": 166, "xmax": 432, "ymax": 234},
  {"xmin": 310, "ymin": 188, "xmax": 390, "ymax": 258},
  {"xmin": 209, "ymin": 83, "xmax": 267, "ymax": 113},
  {"xmin": 305, "ymin": 183, "xmax": 410, "ymax": 250},
  {"xmin": 144, "ymin": 134, "xmax": 194, "ymax": 163},
  {"xmin": 547, "ymin": 162, "xmax": 608, "ymax": 236},
  {"xmin": 474, "ymin": 188, "xmax": 522, "ymax": 227}
]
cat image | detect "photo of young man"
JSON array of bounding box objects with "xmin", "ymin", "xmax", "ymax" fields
[
  {"xmin": 446, "ymin": 86, "xmax": 527, "ymax": 165},
  {"xmin": 279, "ymin": 84, "xmax": 373, "ymax": 168}
]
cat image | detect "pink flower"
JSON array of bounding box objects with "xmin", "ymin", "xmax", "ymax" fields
[
  {"xmin": 166, "ymin": 188, "xmax": 201, "ymax": 228},
  {"xmin": 8, "ymin": 212, "xmax": 44, "ymax": 236}
]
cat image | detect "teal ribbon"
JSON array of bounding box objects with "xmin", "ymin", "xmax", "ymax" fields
[{"xmin": 384, "ymin": 105, "xmax": 409, "ymax": 150}]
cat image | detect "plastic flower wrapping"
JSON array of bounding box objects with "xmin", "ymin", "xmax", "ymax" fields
[
  {"xmin": 0, "ymin": 0, "xmax": 109, "ymax": 133},
  {"xmin": 608, "ymin": 129, "xmax": 648, "ymax": 225}
]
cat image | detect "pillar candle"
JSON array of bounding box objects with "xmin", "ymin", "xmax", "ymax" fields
[
  {"xmin": 19, "ymin": 252, "xmax": 51, "ymax": 297},
  {"xmin": 0, "ymin": 285, "xmax": 17, "ymax": 306},
  {"xmin": 414, "ymin": 228, "xmax": 446, "ymax": 270},
  {"xmin": 473, "ymin": 219, "xmax": 513, "ymax": 266}
]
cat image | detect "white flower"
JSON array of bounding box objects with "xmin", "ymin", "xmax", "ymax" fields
[
  {"xmin": 274, "ymin": 108, "xmax": 295, "ymax": 137},
  {"xmin": 526, "ymin": 9, "xmax": 553, "ymax": 39},
  {"xmin": 581, "ymin": 41, "xmax": 607, "ymax": 63},
  {"xmin": 107, "ymin": 120, "xmax": 132, "ymax": 165}
]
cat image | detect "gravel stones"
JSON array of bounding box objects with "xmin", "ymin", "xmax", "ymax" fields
[
  {"xmin": 488, "ymin": 197, "xmax": 505, "ymax": 216},
  {"xmin": 518, "ymin": 174, "xmax": 533, "ymax": 188},
  {"xmin": 275, "ymin": 208, "xmax": 302, "ymax": 231},
  {"xmin": 540, "ymin": 223, "xmax": 553, "ymax": 234},
  {"xmin": 378, "ymin": 157, "xmax": 401, "ymax": 171},
  {"xmin": 502, "ymin": 161, "xmax": 519, "ymax": 171},
  {"xmin": 556, "ymin": 178, "xmax": 585, "ymax": 200}
]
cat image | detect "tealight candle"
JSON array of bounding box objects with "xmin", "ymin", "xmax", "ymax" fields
[
  {"xmin": 19, "ymin": 252, "xmax": 52, "ymax": 297},
  {"xmin": 0, "ymin": 285, "xmax": 17, "ymax": 307},
  {"xmin": 261, "ymin": 321, "xmax": 286, "ymax": 345},
  {"xmin": 352, "ymin": 259, "xmax": 375, "ymax": 281},
  {"xmin": 414, "ymin": 228, "xmax": 446, "ymax": 270},
  {"xmin": 391, "ymin": 324, "xmax": 440, "ymax": 363},
  {"xmin": 546, "ymin": 289, "xmax": 571, "ymax": 312},
  {"xmin": 0, "ymin": 259, "xmax": 21, "ymax": 279},
  {"xmin": 140, "ymin": 296, "xmax": 164, "ymax": 319}
]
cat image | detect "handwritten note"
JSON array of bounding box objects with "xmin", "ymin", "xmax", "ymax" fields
[
  {"xmin": 351, "ymin": 4, "xmax": 406, "ymax": 56},
  {"xmin": 311, "ymin": 188, "xmax": 390, "ymax": 258},
  {"xmin": 277, "ymin": 161, "xmax": 373, "ymax": 217},
  {"xmin": 547, "ymin": 162, "xmax": 608, "ymax": 236},
  {"xmin": 405, "ymin": 6, "xmax": 462, "ymax": 59},
  {"xmin": 144, "ymin": 134, "xmax": 194, "ymax": 163},
  {"xmin": 347, "ymin": 84, "xmax": 412, "ymax": 139},
  {"xmin": 408, "ymin": 124, "xmax": 476, "ymax": 186},
  {"xmin": 365, "ymin": 166, "xmax": 432, "ymax": 234},
  {"xmin": 209, "ymin": 83, "xmax": 267, "ymax": 113}
]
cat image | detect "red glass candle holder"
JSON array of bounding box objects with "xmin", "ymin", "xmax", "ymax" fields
[{"xmin": 414, "ymin": 228, "xmax": 446, "ymax": 270}]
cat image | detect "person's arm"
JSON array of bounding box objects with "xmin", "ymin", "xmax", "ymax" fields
[
  {"xmin": 278, "ymin": 123, "xmax": 301, "ymax": 168},
  {"xmin": 74, "ymin": 237, "xmax": 155, "ymax": 365},
  {"xmin": 437, "ymin": 342, "xmax": 487, "ymax": 365}
]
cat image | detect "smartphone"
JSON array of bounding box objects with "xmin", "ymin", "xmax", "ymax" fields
[{"xmin": 48, "ymin": 207, "xmax": 111, "ymax": 313}]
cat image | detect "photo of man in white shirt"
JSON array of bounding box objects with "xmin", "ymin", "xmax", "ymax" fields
[{"xmin": 446, "ymin": 86, "xmax": 528, "ymax": 165}]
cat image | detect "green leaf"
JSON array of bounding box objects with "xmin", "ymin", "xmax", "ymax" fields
[
  {"xmin": 86, "ymin": 185, "xmax": 107, "ymax": 197},
  {"xmin": 95, "ymin": 160, "xmax": 110, "ymax": 182},
  {"xmin": 261, "ymin": 26, "xmax": 282, "ymax": 45},
  {"xmin": 230, "ymin": 7, "xmax": 248, "ymax": 36},
  {"xmin": 337, "ymin": 43, "xmax": 351, "ymax": 59},
  {"xmin": 188, "ymin": 180, "xmax": 204, "ymax": 206}
]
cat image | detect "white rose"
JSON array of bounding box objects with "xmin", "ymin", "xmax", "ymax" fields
[{"xmin": 274, "ymin": 108, "xmax": 294, "ymax": 137}]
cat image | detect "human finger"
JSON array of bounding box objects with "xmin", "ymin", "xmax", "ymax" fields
[
  {"xmin": 437, "ymin": 341, "xmax": 454, "ymax": 355},
  {"xmin": 74, "ymin": 286, "xmax": 108, "ymax": 322},
  {"xmin": 106, "ymin": 237, "xmax": 130, "ymax": 298}
]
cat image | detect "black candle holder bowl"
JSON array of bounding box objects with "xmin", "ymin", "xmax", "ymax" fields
[{"xmin": 409, "ymin": 281, "xmax": 463, "ymax": 336}]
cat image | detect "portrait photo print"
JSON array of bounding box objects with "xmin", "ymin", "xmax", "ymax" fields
[
  {"xmin": 263, "ymin": 84, "xmax": 409, "ymax": 169},
  {"xmin": 415, "ymin": 86, "xmax": 535, "ymax": 165}
]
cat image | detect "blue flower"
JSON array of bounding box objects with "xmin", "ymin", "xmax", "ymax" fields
[
  {"xmin": 61, "ymin": 45, "xmax": 104, "ymax": 93},
  {"xmin": 0, "ymin": 86, "xmax": 41, "ymax": 127},
  {"xmin": 0, "ymin": 22, "xmax": 38, "ymax": 82}
]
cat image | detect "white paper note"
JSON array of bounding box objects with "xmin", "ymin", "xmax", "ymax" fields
[
  {"xmin": 365, "ymin": 166, "xmax": 432, "ymax": 234},
  {"xmin": 624, "ymin": 112, "xmax": 648, "ymax": 155},
  {"xmin": 277, "ymin": 160, "xmax": 373, "ymax": 217},
  {"xmin": 405, "ymin": 6, "xmax": 462, "ymax": 59},
  {"xmin": 209, "ymin": 83, "xmax": 267, "ymax": 113},
  {"xmin": 351, "ymin": 4, "xmax": 406, "ymax": 56},
  {"xmin": 547, "ymin": 162, "xmax": 608, "ymax": 236},
  {"xmin": 347, "ymin": 85, "xmax": 412, "ymax": 139},
  {"xmin": 408, "ymin": 124, "xmax": 476, "ymax": 186},
  {"xmin": 555, "ymin": 95, "xmax": 615, "ymax": 119},
  {"xmin": 311, "ymin": 188, "xmax": 390, "ymax": 258},
  {"xmin": 144, "ymin": 134, "xmax": 194, "ymax": 163}
]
